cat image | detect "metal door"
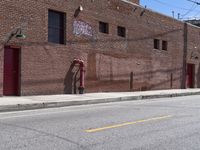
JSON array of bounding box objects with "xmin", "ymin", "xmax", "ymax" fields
[
  {"xmin": 186, "ymin": 64, "xmax": 194, "ymax": 88},
  {"xmin": 3, "ymin": 46, "xmax": 20, "ymax": 96}
]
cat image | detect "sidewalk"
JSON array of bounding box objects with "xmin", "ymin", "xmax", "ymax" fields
[{"xmin": 0, "ymin": 89, "xmax": 200, "ymax": 112}]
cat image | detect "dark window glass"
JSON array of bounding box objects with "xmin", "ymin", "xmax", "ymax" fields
[
  {"xmin": 162, "ymin": 40, "xmax": 168, "ymax": 51},
  {"xmin": 99, "ymin": 21, "xmax": 109, "ymax": 34},
  {"xmin": 117, "ymin": 26, "xmax": 126, "ymax": 37},
  {"xmin": 48, "ymin": 10, "xmax": 65, "ymax": 44},
  {"xmin": 154, "ymin": 39, "xmax": 160, "ymax": 49}
]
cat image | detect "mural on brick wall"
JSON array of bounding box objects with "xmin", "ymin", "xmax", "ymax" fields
[{"xmin": 73, "ymin": 20, "xmax": 93, "ymax": 37}]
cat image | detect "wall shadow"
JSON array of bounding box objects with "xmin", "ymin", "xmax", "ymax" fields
[{"xmin": 64, "ymin": 64, "xmax": 75, "ymax": 94}]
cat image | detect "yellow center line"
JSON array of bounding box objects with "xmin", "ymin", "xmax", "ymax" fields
[{"xmin": 85, "ymin": 115, "xmax": 173, "ymax": 133}]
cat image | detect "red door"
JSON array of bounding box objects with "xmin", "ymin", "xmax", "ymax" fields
[
  {"xmin": 186, "ymin": 64, "xmax": 194, "ymax": 88},
  {"xmin": 3, "ymin": 46, "xmax": 20, "ymax": 96}
]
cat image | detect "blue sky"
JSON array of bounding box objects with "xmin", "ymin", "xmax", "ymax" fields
[{"xmin": 140, "ymin": 0, "xmax": 200, "ymax": 20}]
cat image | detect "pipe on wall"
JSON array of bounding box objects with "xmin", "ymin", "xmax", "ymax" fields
[{"xmin": 72, "ymin": 59, "xmax": 85, "ymax": 94}]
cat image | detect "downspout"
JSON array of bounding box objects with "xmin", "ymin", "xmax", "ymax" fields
[
  {"xmin": 72, "ymin": 59, "xmax": 85, "ymax": 94},
  {"xmin": 182, "ymin": 22, "xmax": 188, "ymax": 89}
]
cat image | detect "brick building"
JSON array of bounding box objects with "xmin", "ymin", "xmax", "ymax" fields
[{"xmin": 0, "ymin": 0, "xmax": 200, "ymax": 96}]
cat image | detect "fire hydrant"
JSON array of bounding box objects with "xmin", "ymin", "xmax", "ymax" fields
[{"xmin": 72, "ymin": 59, "xmax": 85, "ymax": 94}]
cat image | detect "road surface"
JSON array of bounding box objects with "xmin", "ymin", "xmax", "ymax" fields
[{"xmin": 1, "ymin": 95, "xmax": 200, "ymax": 150}]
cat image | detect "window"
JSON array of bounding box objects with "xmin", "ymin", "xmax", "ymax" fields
[
  {"xmin": 117, "ymin": 26, "xmax": 126, "ymax": 37},
  {"xmin": 154, "ymin": 39, "xmax": 160, "ymax": 49},
  {"xmin": 48, "ymin": 10, "xmax": 66, "ymax": 44},
  {"xmin": 162, "ymin": 40, "xmax": 168, "ymax": 51},
  {"xmin": 99, "ymin": 21, "xmax": 109, "ymax": 34}
]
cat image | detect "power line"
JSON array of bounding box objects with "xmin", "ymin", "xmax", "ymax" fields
[
  {"xmin": 144, "ymin": 0, "xmax": 200, "ymax": 20},
  {"xmin": 181, "ymin": 3, "xmax": 197, "ymax": 18},
  {"xmin": 191, "ymin": 8, "xmax": 200, "ymax": 19},
  {"xmin": 151, "ymin": 0, "xmax": 199, "ymax": 11},
  {"xmin": 188, "ymin": 0, "xmax": 200, "ymax": 5},
  {"xmin": 185, "ymin": 0, "xmax": 200, "ymax": 19}
]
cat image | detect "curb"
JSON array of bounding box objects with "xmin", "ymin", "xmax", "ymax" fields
[{"xmin": 0, "ymin": 91, "xmax": 200, "ymax": 112}]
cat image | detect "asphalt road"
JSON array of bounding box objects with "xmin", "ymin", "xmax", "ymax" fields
[{"xmin": 1, "ymin": 95, "xmax": 200, "ymax": 150}]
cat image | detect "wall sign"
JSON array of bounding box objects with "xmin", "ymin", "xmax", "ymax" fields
[{"xmin": 73, "ymin": 20, "xmax": 93, "ymax": 37}]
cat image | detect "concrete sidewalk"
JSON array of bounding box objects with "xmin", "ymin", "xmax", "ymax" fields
[{"xmin": 0, "ymin": 89, "xmax": 200, "ymax": 112}]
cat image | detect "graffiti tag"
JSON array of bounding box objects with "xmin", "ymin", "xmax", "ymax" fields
[{"xmin": 73, "ymin": 20, "xmax": 93, "ymax": 37}]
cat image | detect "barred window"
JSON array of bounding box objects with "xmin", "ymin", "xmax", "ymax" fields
[
  {"xmin": 117, "ymin": 26, "xmax": 126, "ymax": 37},
  {"xmin": 99, "ymin": 21, "xmax": 109, "ymax": 34},
  {"xmin": 154, "ymin": 39, "xmax": 160, "ymax": 49},
  {"xmin": 162, "ymin": 40, "xmax": 168, "ymax": 51},
  {"xmin": 48, "ymin": 10, "xmax": 66, "ymax": 44}
]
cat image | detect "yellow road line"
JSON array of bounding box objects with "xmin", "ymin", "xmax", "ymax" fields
[{"xmin": 85, "ymin": 115, "xmax": 172, "ymax": 133}]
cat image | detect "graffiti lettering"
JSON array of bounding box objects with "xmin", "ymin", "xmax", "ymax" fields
[{"xmin": 73, "ymin": 20, "xmax": 93, "ymax": 37}]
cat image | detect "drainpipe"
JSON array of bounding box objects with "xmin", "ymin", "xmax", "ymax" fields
[
  {"xmin": 72, "ymin": 59, "xmax": 85, "ymax": 94},
  {"xmin": 182, "ymin": 22, "xmax": 188, "ymax": 89}
]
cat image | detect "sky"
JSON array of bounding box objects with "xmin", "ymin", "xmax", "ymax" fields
[{"xmin": 140, "ymin": 0, "xmax": 200, "ymax": 20}]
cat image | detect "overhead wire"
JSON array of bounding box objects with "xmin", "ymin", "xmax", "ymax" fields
[
  {"xmin": 181, "ymin": 3, "xmax": 197, "ymax": 18},
  {"xmin": 187, "ymin": 0, "xmax": 200, "ymax": 19},
  {"xmin": 143, "ymin": 0, "xmax": 200, "ymax": 20},
  {"xmin": 151, "ymin": 0, "xmax": 199, "ymax": 11}
]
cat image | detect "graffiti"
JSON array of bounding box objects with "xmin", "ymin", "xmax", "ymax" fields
[{"xmin": 73, "ymin": 20, "xmax": 93, "ymax": 37}]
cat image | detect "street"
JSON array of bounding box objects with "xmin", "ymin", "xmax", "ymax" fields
[{"xmin": 1, "ymin": 95, "xmax": 200, "ymax": 150}]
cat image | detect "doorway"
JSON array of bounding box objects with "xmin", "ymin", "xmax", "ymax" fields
[
  {"xmin": 186, "ymin": 63, "xmax": 195, "ymax": 88},
  {"xmin": 3, "ymin": 46, "xmax": 20, "ymax": 96}
]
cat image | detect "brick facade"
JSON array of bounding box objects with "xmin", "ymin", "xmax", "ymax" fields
[
  {"xmin": 187, "ymin": 24, "xmax": 200, "ymax": 87},
  {"xmin": 0, "ymin": 0, "xmax": 199, "ymax": 96}
]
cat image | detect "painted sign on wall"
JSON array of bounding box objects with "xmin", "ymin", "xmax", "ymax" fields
[{"xmin": 73, "ymin": 20, "xmax": 93, "ymax": 37}]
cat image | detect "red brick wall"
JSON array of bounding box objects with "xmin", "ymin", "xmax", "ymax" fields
[
  {"xmin": 0, "ymin": 46, "xmax": 3, "ymax": 96},
  {"xmin": 20, "ymin": 45, "xmax": 84, "ymax": 95},
  {"xmin": 187, "ymin": 24, "xmax": 200, "ymax": 88},
  {"xmin": 0, "ymin": 0, "xmax": 198, "ymax": 95},
  {"xmin": 0, "ymin": 1, "xmax": 5, "ymax": 96}
]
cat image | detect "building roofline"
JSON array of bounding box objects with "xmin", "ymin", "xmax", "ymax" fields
[
  {"xmin": 120, "ymin": 0, "xmax": 193, "ymax": 25},
  {"xmin": 120, "ymin": 0, "xmax": 200, "ymax": 29}
]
